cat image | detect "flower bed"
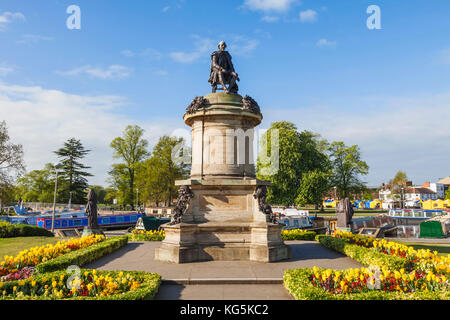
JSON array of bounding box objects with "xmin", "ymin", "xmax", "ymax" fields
[
  {"xmin": 0, "ymin": 221, "xmax": 54, "ymax": 238},
  {"xmin": 284, "ymin": 233, "xmax": 450, "ymax": 300},
  {"xmin": 284, "ymin": 268, "xmax": 449, "ymax": 300},
  {"xmin": 281, "ymin": 229, "xmax": 316, "ymax": 241},
  {"xmin": 332, "ymin": 231, "xmax": 450, "ymax": 274},
  {"xmin": 0, "ymin": 235, "xmax": 105, "ymax": 280},
  {"xmin": 315, "ymin": 235, "xmax": 408, "ymax": 271},
  {"xmin": 0, "ymin": 269, "xmax": 161, "ymax": 300},
  {"xmin": 129, "ymin": 229, "xmax": 165, "ymax": 242},
  {"xmin": 36, "ymin": 235, "xmax": 128, "ymax": 274}
]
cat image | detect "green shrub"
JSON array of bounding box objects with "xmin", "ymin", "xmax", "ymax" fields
[
  {"xmin": 35, "ymin": 236, "xmax": 128, "ymax": 274},
  {"xmin": 283, "ymin": 268, "xmax": 450, "ymax": 300},
  {"xmin": 316, "ymin": 235, "xmax": 408, "ymax": 270},
  {"xmin": 0, "ymin": 223, "xmax": 54, "ymax": 238},
  {"xmin": 0, "ymin": 269, "xmax": 161, "ymax": 300},
  {"xmin": 281, "ymin": 230, "xmax": 316, "ymax": 241}
]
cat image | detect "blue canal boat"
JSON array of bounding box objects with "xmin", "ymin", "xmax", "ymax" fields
[{"xmin": 0, "ymin": 211, "xmax": 143, "ymax": 231}]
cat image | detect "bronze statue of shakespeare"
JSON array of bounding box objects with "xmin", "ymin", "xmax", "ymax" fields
[{"xmin": 209, "ymin": 41, "xmax": 240, "ymax": 94}]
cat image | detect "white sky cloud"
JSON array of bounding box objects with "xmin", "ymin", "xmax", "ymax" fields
[
  {"xmin": 261, "ymin": 15, "xmax": 280, "ymax": 23},
  {"xmin": 0, "ymin": 82, "xmax": 180, "ymax": 187},
  {"xmin": 316, "ymin": 39, "xmax": 336, "ymax": 48},
  {"xmin": 0, "ymin": 11, "xmax": 25, "ymax": 31},
  {"xmin": 170, "ymin": 34, "xmax": 260, "ymax": 64},
  {"xmin": 121, "ymin": 48, "xmax": 162, "ymax": 60},
  {"xmin": 16, "ymin": 34, "xmax": 54, "ymax": 45},
  {"xmin": 170, "ymin": 36, "xmax": 216, "ymax": 63},
  {"xmin": 56, "ymin": 65, "xmax": 133, "ymax": 80},
  {"xmin": 243, "ymin": 0, "xmax": 297, "ymax": 12},
  {"xmin": 0, "ymin": 65, "xmax": 14, "ymax": 77},
  {"xmin": 299, "ymin": 9, "xmax": 317, "ymax": 23}
]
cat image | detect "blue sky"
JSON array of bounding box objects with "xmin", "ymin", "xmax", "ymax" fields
[{"xmin": 1, "ymin": 0, "xmax": 450, "ymax": 188}]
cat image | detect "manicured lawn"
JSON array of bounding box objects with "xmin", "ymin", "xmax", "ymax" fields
[
  {"xmin": 395, "ymin": 241, "xmax": 450, "ymax": 256},
  {"xmin": 0, "ymin": 237, "xmax": 64, "ymax": 258}
]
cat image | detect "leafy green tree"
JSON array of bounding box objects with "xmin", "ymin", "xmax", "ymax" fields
[
  {"xmin": 89, "ymin": 185, "xmax": 107, "ymax": 204},
  {"xmin": 445, "ymin": 188, "xmax": 450, "ymax": 200},
  {"xmin": 0, "ymin": 121, "xmax": 25, "ymax": 206},
  {"xmin": 54, "ymin": 138, "xmax": 92, "ymax": 204},
  {"xmin": 110, "ymin": 125, "xmax": 149, "ymax": 208},
  {"xmin": 103, "ymin": 187, "xmax": 119, "ymax": 205},
  {"xmin": 136, "ymin": 136, "xmax": 189, "ymax": 207},
  {"xmin": 256, "ymin": 121, "xmax": 330, "ymax": 206},
  {"xmin": 328, "ymin": 141, "xmax": 369, "ymax": 199},
  {"xmin": 107, "ymin": 163, "xmax": 131, "ymax": 206},
  {"xmin": 363, "ymin": 190, "xmax": 374, "ymax": 201},
  {"xmin": 388, "ymin": 170, "xmax": 408, "ymax": 200},
  {"xmin": 15, "ymin": 164, "xmax": 58, "ymax": 203},
  {"xmin": 295, "ymin": 169, "xmax": 332, "ymax": 210}
]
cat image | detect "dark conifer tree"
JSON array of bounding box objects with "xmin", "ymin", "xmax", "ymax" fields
[{"xmin": 54, "ymin": 138, "xmax": 92, "ymax": 204}]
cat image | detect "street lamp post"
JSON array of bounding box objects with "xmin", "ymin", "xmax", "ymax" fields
[
  {"xmin": 401, "ymin": 187, "xmax": 405, "ymax": 209},
  {"xmin": 334, "ymin": 186, "xmax": 337, "ymax": 201},
  {"xmin": 51, "ymin": 162, "xmax": 63, "ymax": 233},
  {"xmin": 136, "ymin": 188, "xmax": 139, "ymax": 211}
]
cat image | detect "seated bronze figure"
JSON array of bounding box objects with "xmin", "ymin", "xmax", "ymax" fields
[{"xmin": 209, "ymin": 41, "xmax": 240, "ymax": 94}]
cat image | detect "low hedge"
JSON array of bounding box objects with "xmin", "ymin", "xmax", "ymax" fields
[
  {"xmin": 35, "ymin": 236, "xmax": 128, "ymax": 274},
  {"xmin": 284, "ymin": 268, "xmax": 449, "ymax": 300},
  {"xmin": 0, "ymin": 269, "xmax": 161, "ymax": 300},
  {"xmin": 281, "ymin": 230, "xmax": 316, "ymax": 241},
  {"xmin": 315, "ymin": 235, "xmax": 408, "ymax": 270},
  {"xmin": 0, "ymin": 223, "xmax": 54, "ymax": 238}
]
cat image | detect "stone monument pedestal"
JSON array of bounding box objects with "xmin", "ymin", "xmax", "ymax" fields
[{"xmin": 155, "ymin": 93, "xmax": 291, "ymax": 263}]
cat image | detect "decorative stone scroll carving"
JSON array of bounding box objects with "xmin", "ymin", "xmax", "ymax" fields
[
  {"xmin": 253, "ymin": 185, "xmax": 276, "ymax": 223},
  {"xmin": 169, "ymin": 185, "xmax": 194, "ymax": 225},
  {"xmin": 242, "ymin": 95, "xmax": 261, "ymax": 115},
  {"xmin": 186, "ymin": 96, "xmax": 207, "ymax": 115}
]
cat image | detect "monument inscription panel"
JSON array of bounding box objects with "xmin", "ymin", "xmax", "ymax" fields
[{"xmin": 199, "ymin": 194, "xmax": 248, "ymax": 212}]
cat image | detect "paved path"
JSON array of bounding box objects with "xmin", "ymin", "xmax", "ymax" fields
[
  {"xmin": 85, "ymin": 241, "xmax": 361, "ymax": 300},
  {"xmin": 155, "ymin": 284, "xmax": 293, "ymax": 300},
  {"xmin": 86, "ymin": 241, "xmax": 361, "ymax": 282}
]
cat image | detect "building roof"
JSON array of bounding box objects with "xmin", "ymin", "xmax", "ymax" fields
[
  {"xmin": 407, "ymin": 187, "xmax": 436, "ymax": 195},
  {"xmin": 438, "ymin": 177, "xmax": 450, "ymax": 185}
]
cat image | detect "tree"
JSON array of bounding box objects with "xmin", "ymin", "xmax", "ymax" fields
[
  {"xmin": 363, "ymin": 190, "xmax": 374, "ymax": 201},
  {"xmin": 0, "ymin": 121, "xmax": 25, "ymax": 207},
  {"xmin": 445, "ymin": 188, "xmax": 450, "ymax": 200},
  {"xmin": 328, "ymin": 141, "xmax": 369, "ymax": 199},
  {"xmin": 295, "ymin": 169, "xmax": 332, "ymax": 210},
  {"xmin": 388, "ymin": 170, "xmax": 409, "ymax": 200},
  {"xmin": 136, "ymin": 136, "xmax": 189, "ymax": 207},
  {"xmin": 107, "ymin": 163, "xmax": 131, "ymax": 207},
  {"xmin": 110, "ymin": 125, "xmax": 149, "ymax": 208},
  {"xmin": 90, "ymin": 185, "xmax": 107, "ymax": 204},
  {"xmin": 54, "ymin": 138, "xmax": 92, "ymax": 204},
  {"xmin": 15, "ymin": 164, "xmax": 58, "ymax": 203},
  {"xmin": 256, "ymin": 121, "xmax": 330, "ymax": 206}
]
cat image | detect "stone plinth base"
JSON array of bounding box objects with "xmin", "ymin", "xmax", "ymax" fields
[
  {"xmin": 82, "ymin": 227, "xmax": 105, "ymax": 237},
  {"xmin": 155, "ymin": 222, "xmax": 292, "ymax": 263}
]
